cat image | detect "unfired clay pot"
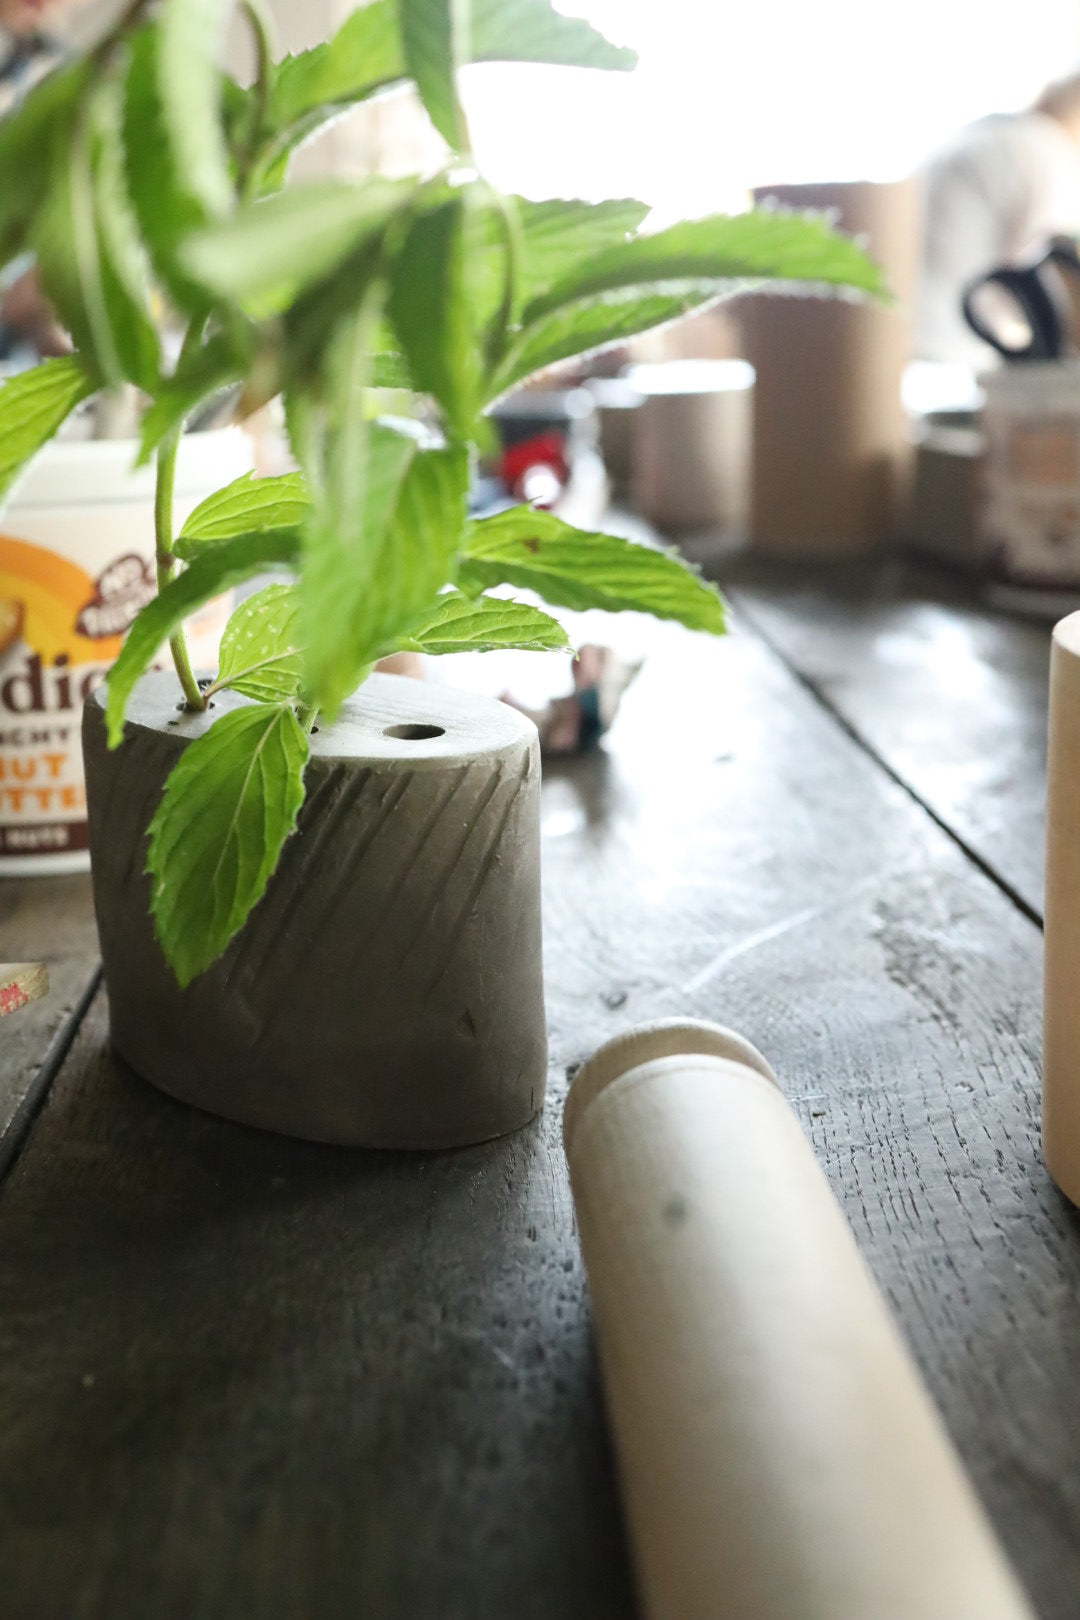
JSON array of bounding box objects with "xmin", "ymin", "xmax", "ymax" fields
[{"xmin": 82, "ymin": 672, "xmax": 547, "ymax": 1149}]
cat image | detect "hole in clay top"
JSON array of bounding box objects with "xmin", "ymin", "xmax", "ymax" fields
[
  {"xmin": 101, "ymin": 671, "xmax": 537, "ymax": 763},
  {"xmin": 383, "ymin": 723, "xmax": 446, "ymax": 741}
]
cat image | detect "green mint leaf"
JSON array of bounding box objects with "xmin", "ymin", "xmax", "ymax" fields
[
  {"xmin": 515, "ymin": 196, "xmax": 648, "ymax": 298},
  {"xmin": 449, "ymin": 196, "xmax": 651, "ymax": 374},
  {"xmin": 212, "ymin": 584, "xmax": 303, "ymax": 702},
  {"xmin": 123, "ymin": 28, "xmax": 211, "ymax": 308},
  {"xmin": 250, "ymin": 0, "xmax": 629, "ymax": 189},
  {"xmin": 89, "ymin": 69, "xmax": 161, "ymax": 392},
  {"xmin": 105, "ymin": 529, "xmax": 301, "ymax": 747},
  {"xmin": 180, "ymin": 179, "xmax": 412, "ymax": 318},
  {"xmin": 157, "ymin": 0, "xmax": 233, "ymax": 220},
  {"xmin": 365, "ymin": 443, "xmax": 470, "ymax": 645},
  {"xmin": 370, "ymin": 351, "xmax": 415, "ymax": 390},
  {"xmin": 458, "ymin": 507, "xmax": 727, "ymax": 633},
  {"xmin": 137, "ymin": 329, "xmax": 249, "ymax": 466},
  {"xmin": 35, "ymin": 71, "xmax": 161, "ymax": 392},
  {"xmin": 489, "ymin": 286, "xmax": 722, "ymax": 400},
  {"xmin": 31, "ymin": 92, "xmax": 121, "ymax": 387},
  {"xmin": 469, "ymin": 0, "xmax": 635, "ymax": 70},
  {"xmin": 0, "ymin": 359, "xmax": 95, "ymax": 505},
  {"xmin": 324, "ymin": 286, "xmax": 388, "ymax": 530},
  {"xmin": 178, "ymin": 472, "xmax": 310, "ymax": 551},
  {"xmin": 269, "ymin": 0, "xmax": 402, "ymax": 131},
  {"xmin": 301, "ymin": 417, "xmax": 416, "ymax": 713},
  {"xmin": 401, "ymin": 0, "xmax": 471, "ymax": 150},
  {"xmin": 405, "ymin": 590, "xmax": 568, "ymax": 654},
  {"xmin": 280, "ymin": 243, "xmax": 409, "ymax": 402},
  {"xmin": 525, "ymin": 208, "xmax": 889, "ymax": 322},
  {"xmin": 147, "ymin": 701, "xmax": 308, "ymax": 988},
  {"xmin": 0, "ymin": 60, "xmax": 90, "ymax": 273},
  {"xmin": 282, "ymin": 387, "xmax": 324, "ymax": 502},
  {"xmin": 389, "ymin": 196, "xmax": 480, "ymax": 441}
]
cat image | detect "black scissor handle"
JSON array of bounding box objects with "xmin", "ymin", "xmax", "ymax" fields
[
  {"xmin": 1046, "ymin": 235, "xmax": 1080, "ymax": 276},
  {"xmin": 962, "ymin": 264, "xmax": 1063, "ymax": 361}
]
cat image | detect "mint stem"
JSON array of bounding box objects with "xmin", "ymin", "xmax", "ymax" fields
[{"xmin": 154, "ymin": 321, "xmax": 210, "ymax": 713}]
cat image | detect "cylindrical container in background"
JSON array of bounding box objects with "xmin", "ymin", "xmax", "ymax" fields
[
  {"xmin": 1043, "ymin": 611, "xmax": 1080, "ymax": 1204},
  {"xmin": 584, "ymin": 376, "xmax": 644, "ymax": 499},
  {"xmin": 630, "ymin": 359, "xmax": 753, "ymax": 537},
  {"xmin": 564, "ymin": 1020, "xmax": 1033, "ymax": 1620},
  {"xmin": 0, "ymin": 428, "xmax": 253, "ymax": 874},
  {"xmin": 979, "ymin": 362, "xmax": 1080, "ymax": 616},
  {"xmin": 739, "ymin": 179, "xmax": 920, "ymax": 556}
]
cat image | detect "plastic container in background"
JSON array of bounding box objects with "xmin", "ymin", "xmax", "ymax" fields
[
  {"xmin": 629, "ymin": 359, "xmax": 754, "ymax": 539},
  {"xmin": 0, "ymin": 428, "xmax": 254, "ymax": 874},
  {"xmin": 980, "ymin": 360, "xmax": 1080, "ymax": 615}
]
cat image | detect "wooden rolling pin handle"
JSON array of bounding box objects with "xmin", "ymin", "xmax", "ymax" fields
[
  {"xmin": 1045, "ymin": 612, "xmax": 1080, "ymax": 1205},
  {"xmin": 565, "ymin": 1020, "xmax": 1032, "ymax": 1620}
]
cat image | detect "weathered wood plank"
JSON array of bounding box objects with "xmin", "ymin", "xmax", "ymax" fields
[
  {"xmin": 726, "ymin": 559, "xmax": 1051, "ymax": 920},
  {"xmin": 0, "ymin": 875, "xmax": 99, "ymax": 1174},
  {"xmin": 0, "ymin": 622, "xmax": 1073, "ymax": 1619}
]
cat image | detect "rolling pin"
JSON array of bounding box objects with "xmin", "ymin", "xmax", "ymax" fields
[
  {"xmin": 1045, "ymin": 611, "xmax": 1080, "ymax": 1206},
  {"xmin": 564, "ymin": 1020, "xmax": 1032, "ymax": 1620}
]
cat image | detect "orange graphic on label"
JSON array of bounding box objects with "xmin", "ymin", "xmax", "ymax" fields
[
  {"xmin": 0, "ymin": 534, "xmax": 128, "ymax": 863},
  {"xmin": 0, "ymin": 597, "xmax": 23, "ymax": 657},
  {"xmin": 0, "ymin": 535, "xmax": 125, "ymax": 665}
]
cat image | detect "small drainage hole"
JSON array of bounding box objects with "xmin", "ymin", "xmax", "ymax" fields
[{"xmin": 384, "ymin": 723, "xmax": 445, "ymax": 741}]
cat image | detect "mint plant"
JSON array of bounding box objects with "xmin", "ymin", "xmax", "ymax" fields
[{"xmin": 0, "ymin": 0, "xmax": 886, "ymax": 986}]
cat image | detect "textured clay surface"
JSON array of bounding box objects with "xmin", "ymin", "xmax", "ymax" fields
[{"xmin": 83, "ymin": 673, "xmax": 547, "ymax": 1148}]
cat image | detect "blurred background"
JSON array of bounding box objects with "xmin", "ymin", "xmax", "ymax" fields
[
  {"xmin": 466, "ymin": 0, "xmax": 1080, "ymax": 212},
  {"xmin": 10, "ymin": 0, "xmax": 1080, "ymax": 709},
  {"xmin": 227, "ymin": 0, "xmax": 1080, "ymax": 204},
  {"xmin": 216, "ymin": 0, "xmax": 1080, "ymax": 610}
]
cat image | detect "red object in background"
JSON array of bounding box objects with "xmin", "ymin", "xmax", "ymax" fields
[{"xmin": 499, "ymin": 431, "xmax": 570, "ymax": 504}]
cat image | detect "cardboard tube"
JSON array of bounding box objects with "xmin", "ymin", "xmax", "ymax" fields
[
  {"xmin": 630, "ymin": 361, "xmax": 753, "ymax": 534},
  {"xmin": 564, "ymin": 1020, "xmax": 1032, "ymax": 1620},
  {"xmin": 739, "ymin": 179, "xmax": 919, "ymax": 556},
  {"xmin": 1044, "ymin": 612, "xmax": 1080, "ymax": 1203}
]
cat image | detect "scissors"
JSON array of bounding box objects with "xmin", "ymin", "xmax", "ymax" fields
[{"xmin": 962, "ymin": 237, "xmax": 1080, "ymax": 361}]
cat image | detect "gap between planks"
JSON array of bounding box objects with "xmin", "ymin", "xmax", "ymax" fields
[{"xmin": 728, "ymin": 590, "xmax": 1045, "ymax": 935}]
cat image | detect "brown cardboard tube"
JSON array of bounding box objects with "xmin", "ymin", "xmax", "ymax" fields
[
  {"xmin": 564, "ymin": 1020, "xmax": 1033, "ymax": 1620},
  {"xmin": 1044, "ymin": 612, "xmax": 1080, "ymax": 1204},
  {"xmin": 630, "ymin": 361, "xmax": 753, "ymax": 535},
  {"xmin": 739, "ymin": 179, "xmax": 919, "ymax": 556}
]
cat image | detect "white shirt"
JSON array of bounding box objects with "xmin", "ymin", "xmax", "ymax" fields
[{"xmin": 916, "ymin": 111, "xmax": 1080, "ymax": 364}]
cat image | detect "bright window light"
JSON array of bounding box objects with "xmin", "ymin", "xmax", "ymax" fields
[{"xmin": 463, "ymin": 0, "xmax": 1080, "ymax": 218}]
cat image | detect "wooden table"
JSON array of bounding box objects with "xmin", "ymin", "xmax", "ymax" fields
[{"xmin": 0, "ymin": 559, "xmax": 1076, "ymax": 1620}]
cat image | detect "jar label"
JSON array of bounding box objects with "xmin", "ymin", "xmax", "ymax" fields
[
  {"xmin": 0, "ymin": 534, "xmax": 120, "ymax": 859},
  {"xmin": 0, "ymin": 533, "xmax": 231, "ymax": 864}
]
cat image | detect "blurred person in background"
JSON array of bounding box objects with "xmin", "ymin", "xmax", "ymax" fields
[
  {"xmin": 0, "ymin": 0, "xmax": 65, "ymax": 112},
  {"xmin": 0, "ymin": 0, "xmax": 83, "ymax": 359},
  {"xmin": 916, "ymin": 70, "xmax": 1080, "ymax": 365}
]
